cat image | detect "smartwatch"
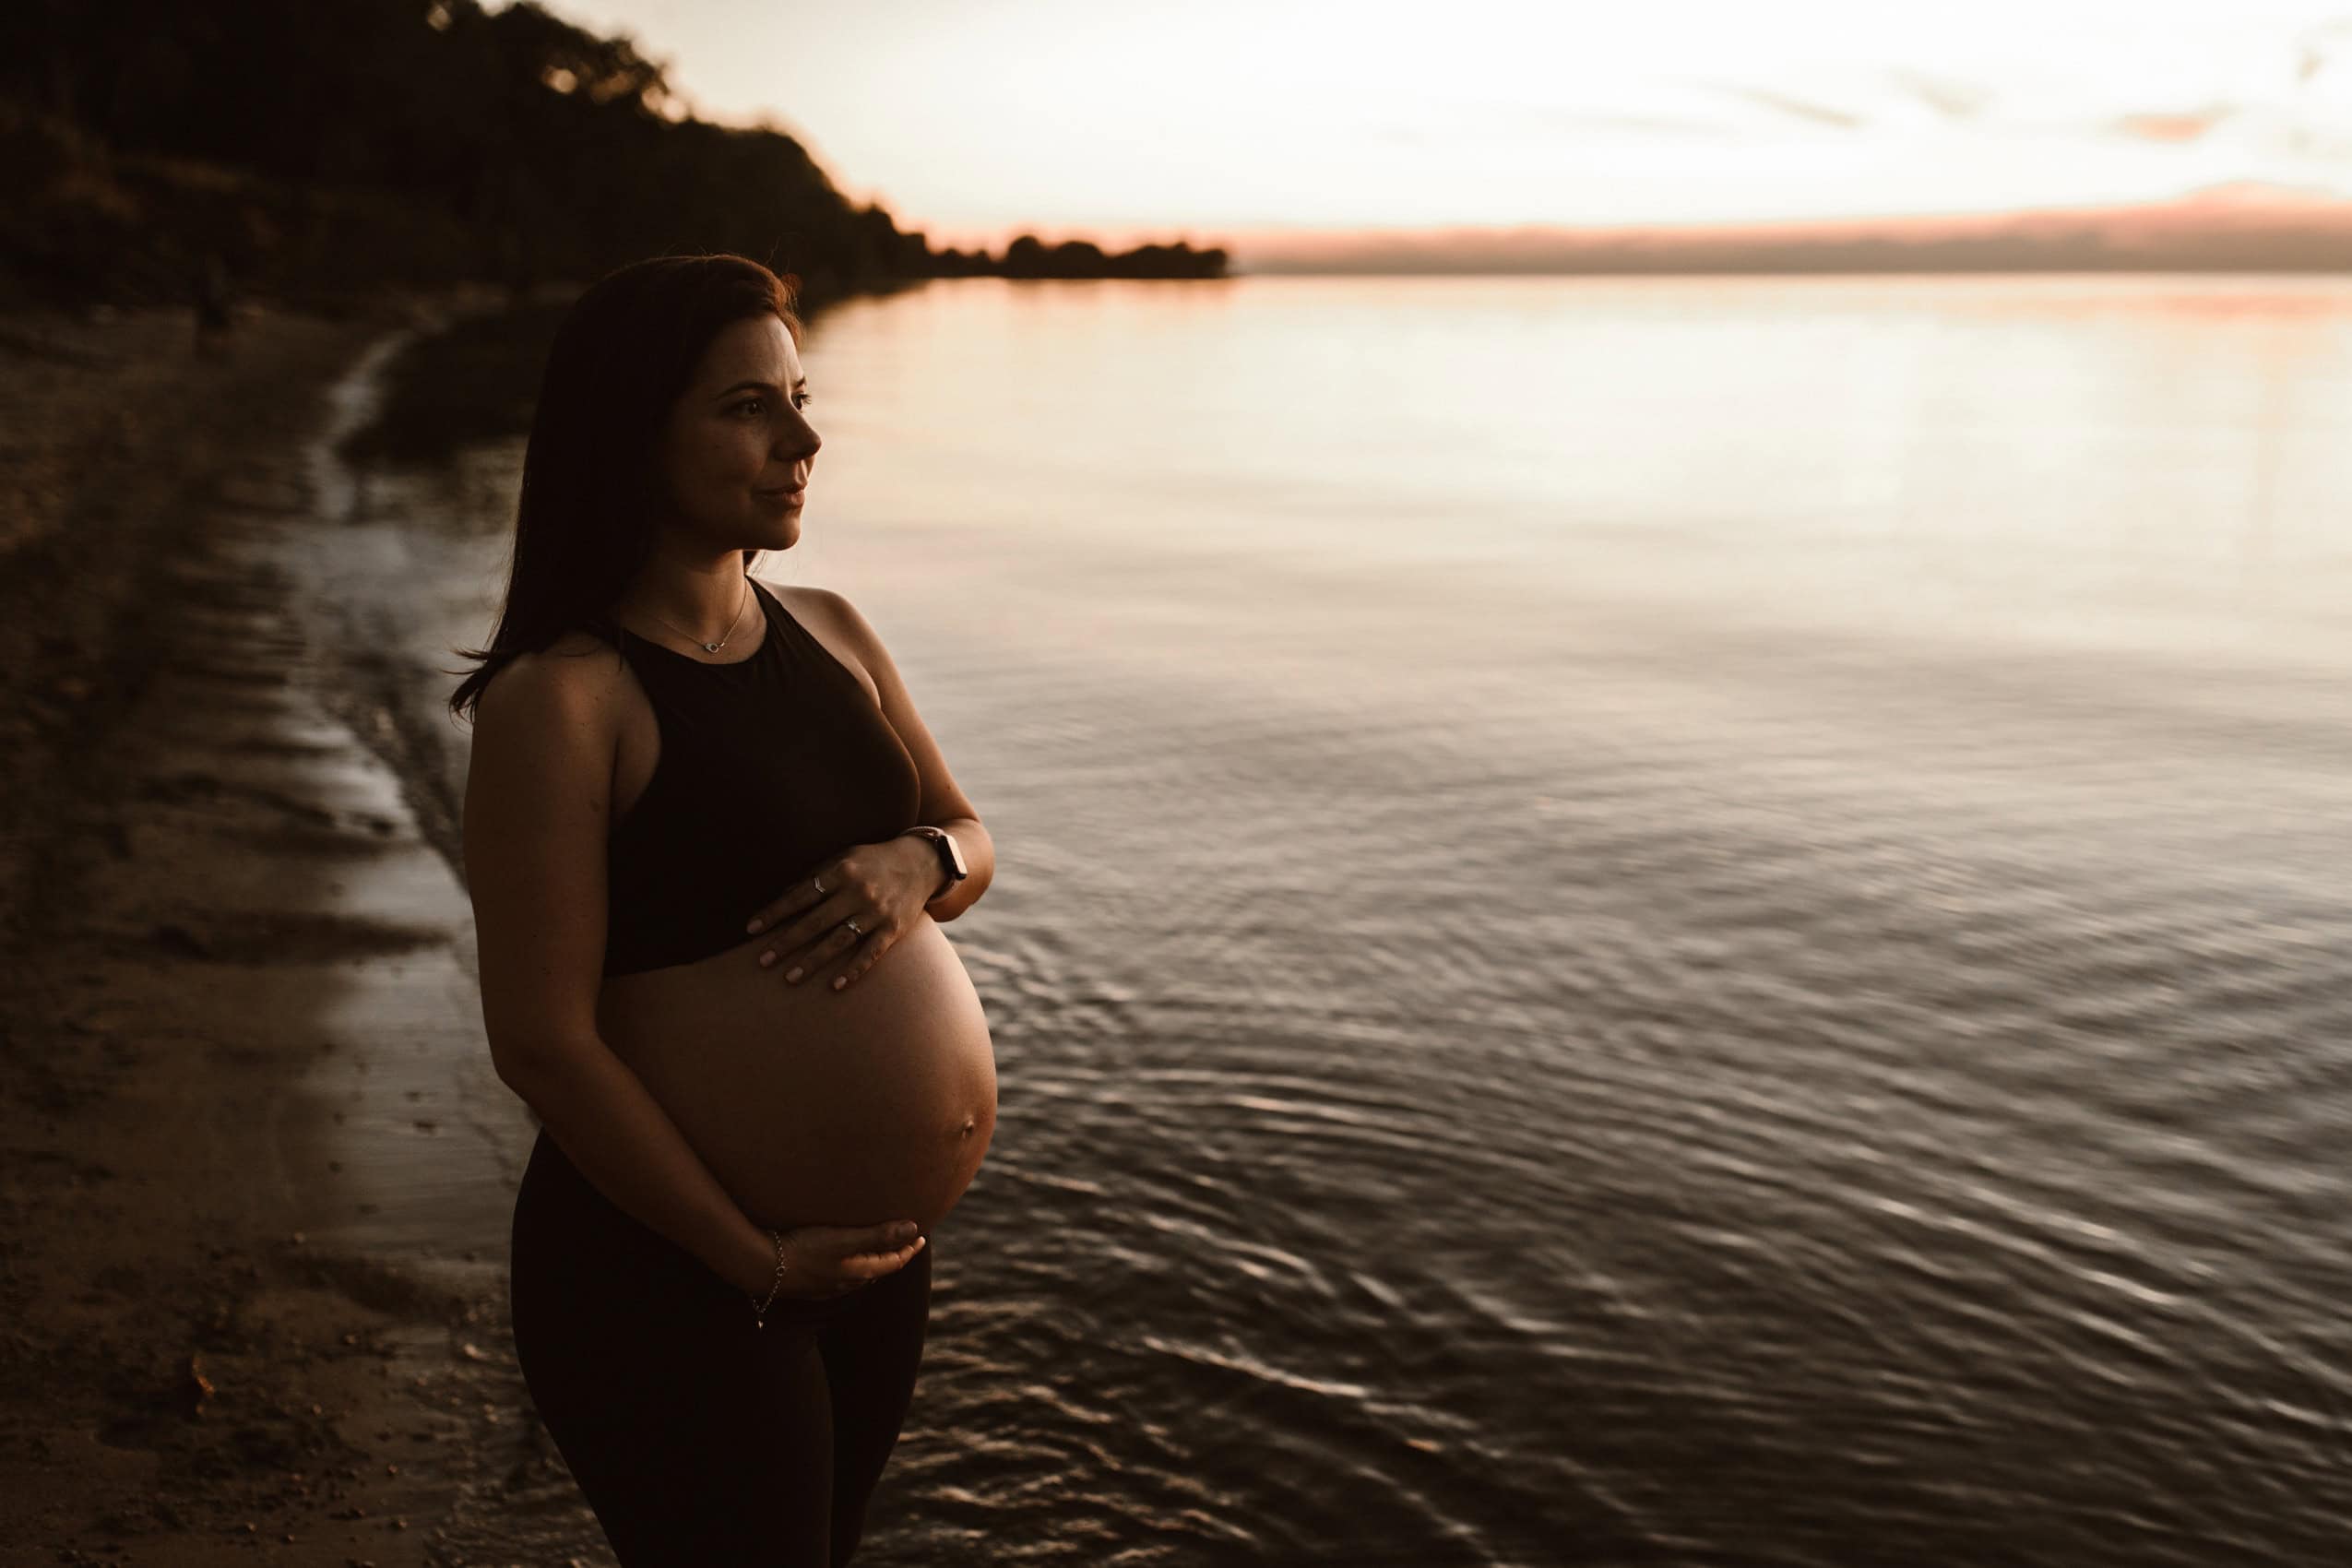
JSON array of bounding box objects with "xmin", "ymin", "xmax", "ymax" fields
[{"xmin": 899, "ymin": 826, "xmax": 968, "ymax": 899}]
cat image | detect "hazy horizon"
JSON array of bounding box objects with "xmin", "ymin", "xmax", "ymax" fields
[
  {"xmin": 1221, "ymin": 178, "xmax": 2352, "ymax": 273},
  {"xmin": 510, "ymin": 0, "xmax": 2352, "ymax": 262}
]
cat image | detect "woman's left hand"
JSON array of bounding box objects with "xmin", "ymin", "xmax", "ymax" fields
[{"xmin": 742, "ymin": 835, "xmax": 940, "ymax": 992}]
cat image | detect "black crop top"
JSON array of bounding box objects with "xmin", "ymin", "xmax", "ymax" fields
[{"xmin": 595, "ymin": 577, "xmax": 922, "ymax": 977}]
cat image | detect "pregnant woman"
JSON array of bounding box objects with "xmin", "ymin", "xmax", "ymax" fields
[{"xmin": 452, "ymin": 253, "xmax": 998, "ymax": 1565}]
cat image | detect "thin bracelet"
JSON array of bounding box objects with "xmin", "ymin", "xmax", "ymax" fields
[{"xmin": 749, "ymin": 1228, "xmax": 789, "ymax": 1328}]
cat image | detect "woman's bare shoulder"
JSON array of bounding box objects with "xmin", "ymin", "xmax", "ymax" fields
[
  {"xmin": 762, "ymin": 579, "xmax": 883, "ymax": 695},
  {"xmin": 762, "ymin": 577, "xmax": 829, "ymax": 615},
  {"xmin": 765, "ymin": 578, "xmax": 882, "ymax": 650},
  {"xmin": 474, "ymin": 631, "xmax": 630, "ymax": 728}
]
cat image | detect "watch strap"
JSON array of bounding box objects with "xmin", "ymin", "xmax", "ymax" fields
[{"xmin": 900, "ymin": 826, "xmax": 967, "ymax": 898}]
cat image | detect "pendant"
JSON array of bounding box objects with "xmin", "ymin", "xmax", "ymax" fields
[{"xmin": 701, "ymin": 641, "xmax": 719, "ymax": 653}]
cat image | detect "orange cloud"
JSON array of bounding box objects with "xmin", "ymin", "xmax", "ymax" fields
[{"xmin": 2112, "ymin": 107, "xmax": 2235, "ymax": 143}]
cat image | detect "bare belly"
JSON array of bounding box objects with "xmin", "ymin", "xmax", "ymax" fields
[{"xmin": 595, "ymin": 914, "xmax": 997, "ymax": 1235}]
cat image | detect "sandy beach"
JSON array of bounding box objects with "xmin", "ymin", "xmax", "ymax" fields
[{"xmin": 0, "ymin": 297, "xmax": 600, "ymax": 1566}]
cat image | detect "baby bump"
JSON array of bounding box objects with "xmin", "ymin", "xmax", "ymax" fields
[{"xmin": 595, "ymin": 915, "xmax": 998, "ymax": 1233}]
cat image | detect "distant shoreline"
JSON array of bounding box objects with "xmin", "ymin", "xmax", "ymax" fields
[
  {"xmin": 1232, "ymin": 259, "xmax": 2352, "ymax": 276},
  {"xmin": 1231, "ymin": 257, "xmax": 2352, "ymax": 277},
  {"xmin": 1227, "ymin": 184, "xmax": 2352, "ymax": 277}
]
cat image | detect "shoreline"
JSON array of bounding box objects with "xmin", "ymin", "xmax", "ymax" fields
[{"xmin": 0, "ymin": 297, "xmax": 605, "ymax": 1564}]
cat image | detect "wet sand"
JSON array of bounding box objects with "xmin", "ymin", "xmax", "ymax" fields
[{"xmin": 0, "ymin": 297, "xmax": 601, "ymax": 1565}]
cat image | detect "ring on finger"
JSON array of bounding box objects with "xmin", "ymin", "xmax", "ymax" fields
[{"xmin": 843, "ymin": 916, "xmax": 865, "ymax": 938}]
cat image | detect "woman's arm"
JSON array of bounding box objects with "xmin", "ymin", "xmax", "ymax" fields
[
  {"xmin": 494, "ymin": 1029, "xmax": 777, "ymax": 1296},
  {"xmin": 817, "ymin": 588, "xmax": 996, "ymax": 922},
  {"xmin": 463, "ymin": 645, "xmax": 777, "ymax": 1297}
]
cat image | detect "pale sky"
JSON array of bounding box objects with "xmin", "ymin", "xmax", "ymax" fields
[{"xmin": 517, "ymin": 0, "xmax": 2352, "ymax": 251}]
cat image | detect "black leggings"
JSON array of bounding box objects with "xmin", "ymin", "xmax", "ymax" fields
[{"xmin": 509, "ymin": 1126, "xmax": 932, "ymax": 1567}]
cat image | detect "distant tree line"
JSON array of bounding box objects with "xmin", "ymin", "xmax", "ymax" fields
[
  {"xmin": 0, "ymin": 0, "xmax": 1224, "ymax": 310},
  {"xmin": 955, "ymin": 236, "xmax": 1228, "ymax": 279}
]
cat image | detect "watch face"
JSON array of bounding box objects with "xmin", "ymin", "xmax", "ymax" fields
[{"xmin": 939, "ymin": 831, "xmax": 968, "ymax": 877}]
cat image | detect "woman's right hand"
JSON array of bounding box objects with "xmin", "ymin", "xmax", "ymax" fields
[{"xmin": 751, "ymin": 1219, "xmax": 928, "ymax": 1301}]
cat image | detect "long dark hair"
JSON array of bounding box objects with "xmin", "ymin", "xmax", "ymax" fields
[{"xmin": 445, "ymin": 253, "xmax": 806, "ymax": 723}]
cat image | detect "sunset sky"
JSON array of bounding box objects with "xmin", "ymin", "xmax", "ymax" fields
[{"xmin": 525, "ymin": 0, "xmax": 2352, "ymax": 253}]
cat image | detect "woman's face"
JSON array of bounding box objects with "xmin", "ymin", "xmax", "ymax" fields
[{"xmin": 655, "ymin": 314, "xmax": 820, "ymax": 553}]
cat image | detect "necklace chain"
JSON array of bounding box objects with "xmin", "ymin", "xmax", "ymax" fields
[{"xmin": 643, "ymin": 573, "xmax": 753, "ymax": 656}]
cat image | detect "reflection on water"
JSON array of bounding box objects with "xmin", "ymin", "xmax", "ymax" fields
[{"xmin": 328, "ymin": 274, "xmax": 2351, "ymax": 1566}]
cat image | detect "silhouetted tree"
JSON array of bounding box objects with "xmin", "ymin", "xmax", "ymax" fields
[{"xmin": 0, "ymin": 0, "xmax": 1226, "ymax": 308}]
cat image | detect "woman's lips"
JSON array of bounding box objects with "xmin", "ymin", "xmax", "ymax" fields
[{"xmin": 755, "ymin": 486, "xmax": 806, "ymax": 505}]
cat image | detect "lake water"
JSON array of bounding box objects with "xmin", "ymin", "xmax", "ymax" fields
[{"xmin": 318, "ymin": 273, "xmax": 2352, "ymax": 1566}]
